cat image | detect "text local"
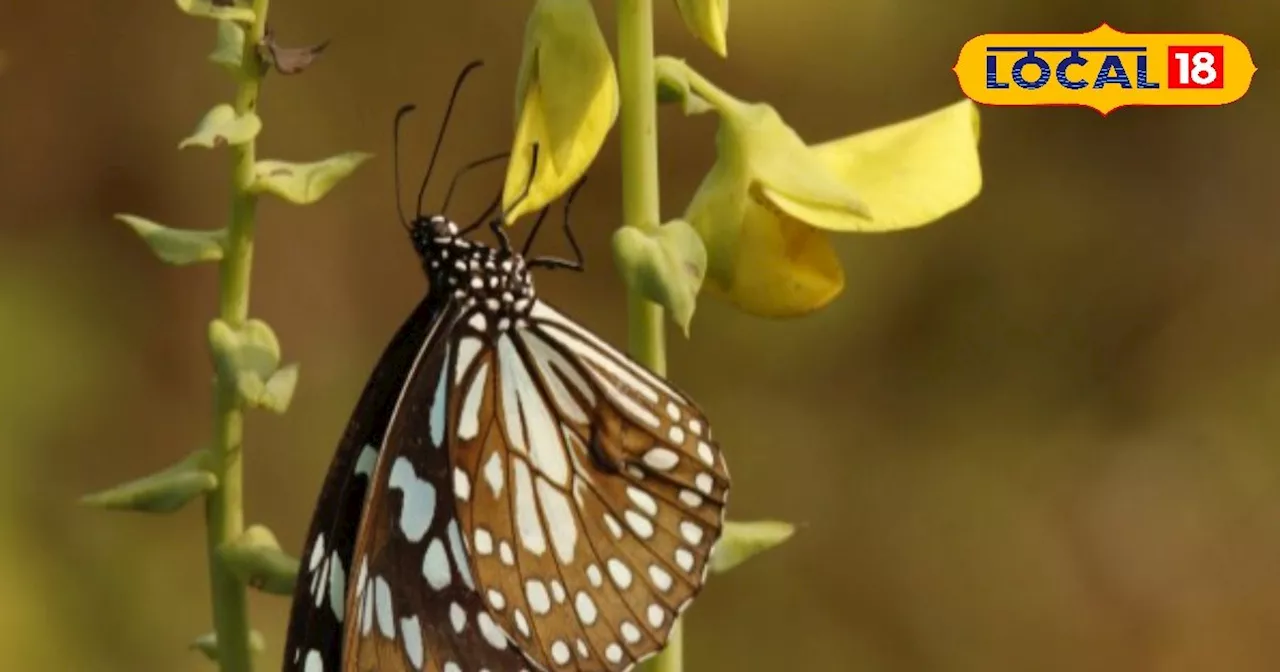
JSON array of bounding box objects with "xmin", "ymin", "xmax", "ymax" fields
[{"xmin": 986, "ymin": 47, "xmax": 1161, "ymax": 90}]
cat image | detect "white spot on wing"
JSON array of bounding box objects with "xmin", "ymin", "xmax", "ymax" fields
[
  {"xmin": 648, "ymin": 564, "xmax": 673, "ymax": 592},
  {"xmin": 642, "ymin": 447, "xmax": 679, "ymax": 471},
  {"xmin": 680, "ymin": 520, "xmax": 704, "ymax": 545},
  {"xmin": 537, "ymin": 478, "xmax": 578, "ymax": 564},
  {"xmin": 308, "ymin": 534, "xmax": 325, "ymax": 571},
  {"xmin": 429, "ymin": 345, "xmax": 450, "ymax": 448},
  {"xmin": 422, "ymin": 537, "xmax": 451, "ymax": 590},
  {"xmin": 447, "ymin": 518, "xmax": 475, "ymax": 589},
  {"xmin": 354, "ymin": 445, "xmax": 377, "ymax": 478},
  {"xmin": 458, "ymin": 361, "xmax": 490, "ymax": 440},
  {"xmin": 374, "ymin": 577, "xmax": 395, "ymax": 638},
  {"xmin": 526, "ymin": 579, "xmax": 551, "ymax": 615},
  {"xmin": 454, "ymin": 467, "xmax": 471, "ymax": 501},
  {"xmin": 574, "ymin": 591, "xmax": 598, "ymax": 625},
  {"xmin": 512, "ymin": 459, "xmax": 546, "ymax": 555},
  {"xmin": 552, "ymin": 641, "xmax": 571, "ymax": 665},
  {"xmin": 697, "ymin": 441, "xmax": 715, "ymax": 466},
  {"xmin": 388, "ymin": 458, "xmax": 436, "ymax": 542},
  {"xmin": 455, "ymin": 336, "xmax": 483, "ymax": 383},
  {"xmin": 477, "ymin": 611, "xmax": 508, "ymax": 650},
  {"xmin": 676, "ymin": 547, "xmax": 695, "ymax": 572},
  {"xmin": 499, "ymin": 336, "xmax": 570, "ymax": 485},
  {"xmin": 607, "ymin": 558, "xmax": 633, "ymax": 589},
  {"xmin": 626, "ymin": 487, "xmax": 658, "ymax": 517},
  {"xmin": 327, "ymin": 553, "xmax": 346, "ymax": 622},
  {"xmin": 484, "ymin": 451, "xmax": 505, "ymax": 496},
  {"xmin": 401, "ymin": 616, "xmax": 424, "ymax": 669},
  {"xmin": 304, "ymin": 650, "xmax": 323, "ymax": 672},
  {"xmin": 625, "ymin": 509, "xmax": 655, "ymax": 539},
  {"xmin": 449, "ymin": 602, "xmax": 467, "ymax": 633}
]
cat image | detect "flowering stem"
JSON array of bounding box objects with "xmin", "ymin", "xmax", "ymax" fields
[
  {"xmin": 206, "ymin": 2, "xmax": 270, "ymax": 670},
  {"xmin": 617, "ymin": 0, "xmax": 679, "ymax": 670},
  {"xmin": 616, "ymin": 0, "xmax": 667, "ymax": 377}
]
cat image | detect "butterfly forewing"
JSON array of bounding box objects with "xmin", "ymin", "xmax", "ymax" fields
[
  {"xmin": 341, "ymin": 302, "xmax": 534, "ymax": 672},
  {"xmin": 448, "ymin": 300, "xmax": 730, "ymax": 671},
  {"xmin": 285, "ymin": 298, "xmax": 443, "ymax": 672}
]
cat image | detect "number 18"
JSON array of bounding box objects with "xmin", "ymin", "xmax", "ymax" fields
[{"xmin": 1168, "ymin": 46, "xmax": 1224, "ymax": 89}]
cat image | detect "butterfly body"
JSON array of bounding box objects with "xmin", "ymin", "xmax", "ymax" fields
[{"xmin": 413, "ymin": 216, "xmax": 537, "ymax": 333}]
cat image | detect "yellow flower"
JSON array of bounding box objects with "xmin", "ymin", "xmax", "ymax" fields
[
  {"xmin": 503, "ymin": 0, "xmax": 618, "ymax": 223},
  {"xmin": 674, "ymin": 0, "xmax": 730, "ymax": 58},
  {"xmin": 664, "ymin": 58, "xmax": 983, "ymax": 317}
]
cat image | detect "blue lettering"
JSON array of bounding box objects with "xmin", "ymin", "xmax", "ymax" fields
[
  {"xmin": 1093, "ymin": 55, "xmax": 1132, "ymax": 88},
  {"xmin": 1012, "ymin": 52, "xmax": 1051, "ymax": 90},
  {"xmin": 985, "ymin": 54, "xmax": 1009, "ymax": 89},
  {"xmin": 1055, "ymin": 51, "xmax": 1088, "ymax": 90},
  {"xmin": 1135, "ymin": 54, "xmax": 1159, "ymax": 88}
]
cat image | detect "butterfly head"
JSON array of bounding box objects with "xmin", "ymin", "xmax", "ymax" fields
[{"xmin": 410, "ymin": 214, "xmax": 459, "ymax": 255}]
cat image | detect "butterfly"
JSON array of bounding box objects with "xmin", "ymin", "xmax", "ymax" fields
[{"xmin": 282, "ymin": 61, "xmax": 731, "ymax": 672}]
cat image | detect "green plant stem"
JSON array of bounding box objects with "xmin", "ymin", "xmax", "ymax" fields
[
  {"xmin": 207, "ymin": 3, "xmax": 270, "ymax": 671},
  {"xmin": 617, "ymin": 0, "xmax": 679, "ymax": 670}
]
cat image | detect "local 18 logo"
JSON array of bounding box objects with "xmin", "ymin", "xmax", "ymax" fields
[{"xmin": 953, "ymin": 24, "xmax": 1256, "ymax": 114}]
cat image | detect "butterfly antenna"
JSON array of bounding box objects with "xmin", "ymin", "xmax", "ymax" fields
[
  {"xmin": 415, "ymin": 59, "xmax": 485, "ymax": 219},
  {"xmin": 500, "ymin": 143, "xmax": 541, "ymax": 223},
  {"xmin": 392, "ymin": 103, "xmax": 417, "ymax": 231},
  {"xmin": 441, "ymin": 150, "xmax": 510, "ymax": 214}
]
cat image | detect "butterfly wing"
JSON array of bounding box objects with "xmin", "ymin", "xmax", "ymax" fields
[
  {"xmin": 340, "ymin": 301, "xmax": 535, "ymax": 672},
  {"xmin": 451, "ymin": 300, "xmax": 730, "ymax": 671},
  {"xmin": 284, "ymin": 297, "xmax": 444, "ymax": 672}
]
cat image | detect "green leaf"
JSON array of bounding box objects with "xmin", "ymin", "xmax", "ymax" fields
[
  {"xmin": 238, "ymin": 362, "xmax": 299, "ymax": 414},
  {"xmin": 175, "ymin": 0, "xmax": 255, "ymax": 23},
  {"xmin": 219, "ymin": 525, "xmax": 300, "ymax": 595},
  {"xmin": 190, "ymin": 630, "xmax": 266, "ymax": 662},
  {"xmin": 209, "ymin": 20, "xmax": 245, "ymax": 70},
  {"xmin": 655, "ymin": 56, "xmax": 713, "ymax": 115},
  {"xmin": 117, "ymin": 214, "xmax": 226, "ymax": 265},
  {"xmin": 710, "ymin": 519, "xmax": 795, "ymax": 574},
  {"xmin": 179, "ymin": 104, "xmax": 261, "ymax": 150},
  {"xmin": 80, "ymin": 450, "xmax": 217, "ymax": 514},
  {"xmin": 250, "ymin": 152, "xmax": 373, "ymax": 205},
  {"xmin": 209, "ymin": 318, "xmax": 298, "ymax": 413},
  {"xmin": 611, "ymin": 219, "xmax": 707, "ymax": 336}
]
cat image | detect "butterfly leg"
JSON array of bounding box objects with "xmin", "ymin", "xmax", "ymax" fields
[
  {"xmin": 519, "ymin": 205, "xmax": 553, "ymax": 258},
  {"xmin": 527, "ymin": 177, "xmax": 587, "ymax": 273},
  {"xmin": 489, "ymin": 217, "xmax": 513, "ymax": 255}
]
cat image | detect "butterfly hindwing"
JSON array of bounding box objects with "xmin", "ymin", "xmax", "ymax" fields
[
  {"xmin": 448, "ymin": 300, "xmax": 730, "ymax": 672},
  {"xmin": 341, "ymin": 301, "xmax": 534, "ymax": 672},
  {"xmin": 285, "ymin": 297, "xmax": 443, "ymax": 672}
]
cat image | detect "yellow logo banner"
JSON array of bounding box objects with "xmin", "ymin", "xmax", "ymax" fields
[{"xmin": 953, "ymin": 24, "xmax": 1256, "ymax": 114}]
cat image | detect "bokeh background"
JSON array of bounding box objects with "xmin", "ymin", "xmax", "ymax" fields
[{"xmin": 3, "ymin": 1, "xmax": 1278, "ymax": 670}]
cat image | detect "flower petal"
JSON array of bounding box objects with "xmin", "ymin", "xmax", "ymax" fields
[
  {"xmin": 808, "ymin": 99, "xmax": 982, "ymax": 232},
  {"xmin": 736, "ymin": 102, "xmax": 871, "ymax": 221},
  {"xmin": 703, "ymin": 196, "xmax": 844, "ymax": 318},
  {"xmin": 685, "ymin": 127, "xmax": 750, "ymax": 288},
  {"xmin": 504, "ymin": 0, "xmax": 618, "ymax": 223},
  {"xmin": 674, "ymin": 0, "xmax": 730, "ymax": 58}
]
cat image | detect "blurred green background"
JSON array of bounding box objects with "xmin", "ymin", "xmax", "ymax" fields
[{"xmin": 2, "ymin": 1, "xmax": 1278, "ymax": 670}]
